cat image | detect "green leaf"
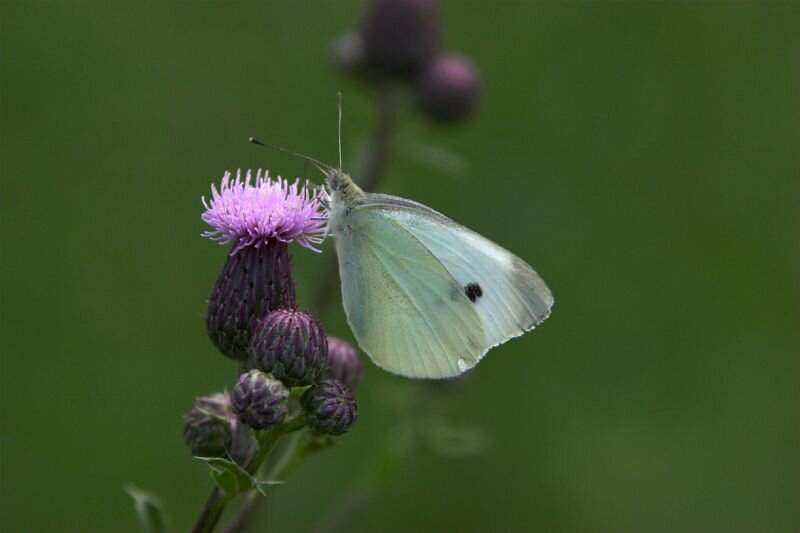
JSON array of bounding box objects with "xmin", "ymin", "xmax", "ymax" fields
[
  {"xmin": 196, "ymin": 457, "xmax": 285, "ymax": 498},
  {"xmin": 255, "ymin": 479, "xmax": 286, "ymax": 497},
  {"xmin": 123, "ymin": 485, "xmax": 166, "ymax": 533},
  {"xmin": 289, "ymin": 385, "xmax": 310, "ymax": 400},
  {"xmin": 196, "ymin": 457, "xmax": 255, "ymax": 496}
]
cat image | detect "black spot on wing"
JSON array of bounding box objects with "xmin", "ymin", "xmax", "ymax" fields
[{"xmin": 464, "ymin": 282, "xmax": 483, "ymax": 302}]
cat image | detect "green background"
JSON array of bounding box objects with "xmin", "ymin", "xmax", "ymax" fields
[{"xmin": 1, "ymin": 1, "xmax": 798, "ymax": 532}]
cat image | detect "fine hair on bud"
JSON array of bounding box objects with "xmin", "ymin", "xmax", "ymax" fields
[
  {"xmin": 249, "ymin": 308, "xmax": 328, "ymax": 387},
  {"xmin": 302, "ymin": 379, "xmax": 358, "ymax": 436},
  {"xmin": 231, "ymin": 370, "xmax": 290, "ymax": 430}
]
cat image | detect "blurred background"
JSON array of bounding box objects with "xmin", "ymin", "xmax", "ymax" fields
[{"xmin": 1, "ymin": 1, "xmax": 799, "ymax": 532}]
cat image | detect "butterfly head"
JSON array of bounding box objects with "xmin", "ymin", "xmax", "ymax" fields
[{"xmin": 326, "ymin": 168, "xmax": 363, "ymax": 201}]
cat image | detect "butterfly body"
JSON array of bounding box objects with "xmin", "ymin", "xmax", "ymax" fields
[{"xmin": 326, "ymin": 170, "xmax": 553, "ymax": 379}]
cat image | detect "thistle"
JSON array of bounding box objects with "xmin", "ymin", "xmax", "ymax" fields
[
  {"xmin": 416, "ymin": 54, "xmax": 480, "ymax": 123},
  {"xmin": 302, "ymin": 379, "xmax": 358, "ymax": 436},
  {"xmin": 201, "ymin": 170, "xmax": 327, "ymax": 360},
  {"xmin": 361, "ymin": 0, "xmax": 441, "ymax": 78},
  {"xmin": 183, "ymin": 393, "xmax": 236, "ymax": 458},
  {"xmin": 323, "ymin": 336, "xmax": 363, "ymax": 390},
  {"xmin": 231, "ymin": 370, "xmax": 290, "ymax": 430},
  {"xmin": 249, "ymin": 308, "xmax": 329, "ymax": 387}
]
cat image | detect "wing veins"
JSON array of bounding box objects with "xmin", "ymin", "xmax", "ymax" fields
[
  {"xmin": 358, "ymin": 232, "xmax": 443, "ymax": 376},
  {"xmin": 356, "ymin": 229, "xmax": 480, "ymax": 373}
]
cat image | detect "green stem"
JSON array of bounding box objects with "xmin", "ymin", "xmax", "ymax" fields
[{"xmin": 190, "ymin": 488, "xmax": 229, "ymax": 533}]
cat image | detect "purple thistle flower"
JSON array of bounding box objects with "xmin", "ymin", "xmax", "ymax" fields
[
  {"xmin": 202, "ymin": 169, "xmax": 327, "ymax": 255},
  {"xmin": 202, "ymin": 170, "xmax": 329, "ymax": 359}
]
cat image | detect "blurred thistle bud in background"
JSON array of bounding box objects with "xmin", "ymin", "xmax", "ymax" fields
[
  {"xmin": 183, "ymin": 393, "xmax": 236, "ymax": 458},
  {"xmin": 201, "ymin": 171, "xmax": 327, "ymax": 360},
  {"xmin": 302, "ymin": 379, "xmax": 358, "ymax": 436},
  {"xmin": 361, "ymin": 0, "xmax": 441, "ymax": 79},
  {"xmin": 323, "ymin": 336, "xmax": 363, "ymax": 390},
  {"xmin": 249, "ymin": 308, "xmax": 328, "ymax": 387},
  {"xmin": 330, "ymin": 31, "xmax": 367, "ymax": 78},
  {"xmin": 332, "ymin": 0, "xmax": 480, "ymax": 124},
  {"xmin": 231, "ymin": 369, "xmax": 290, "ymax": 430},
  {"xmin": 416, "ymin": 54, "xmax": 480, "ymax": 123}
]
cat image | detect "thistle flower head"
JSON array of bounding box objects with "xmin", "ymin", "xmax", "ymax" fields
[{"xmin": 202, "ymin": 170, "xmax": 327, "ymax": 254}]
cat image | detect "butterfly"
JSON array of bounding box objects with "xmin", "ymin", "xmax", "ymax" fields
[
  {"xmin": 252, "ymin": 96, "xmax": 553, "ymax": 379},
  {"xmin": 321, "ymin": 168, "xmax": 553, "ymax": 379}
]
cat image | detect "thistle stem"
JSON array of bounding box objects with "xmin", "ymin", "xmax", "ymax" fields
[{"xmin": 191, "ymin": 488, "xmax": 228, "ymax": 533}]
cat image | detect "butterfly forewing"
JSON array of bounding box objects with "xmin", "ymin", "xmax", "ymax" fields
[
  {"xmin": 370, "ymin": 195, "xmax": 553, "ymax": 349},
  {"xmin": 334, "ymin": 205, "xmax": 487, "ymax": 378}
]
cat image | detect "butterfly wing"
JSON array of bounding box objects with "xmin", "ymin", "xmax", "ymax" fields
[
  {"xmin": 334, "ymin": 204, "xmax": 486, "ymax": 378},
  {"xmin": 334, "ymin": 193, "xmax": 553, "ymax": 379},
  {"xmin": 367, "ymin": 193, "xmax": 554, "ymax": 350}
]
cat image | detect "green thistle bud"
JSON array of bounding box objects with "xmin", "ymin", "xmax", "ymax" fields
[
  {"xmin": 302, "ymin": 380, "xmax": 358, "ymax": 436},
  {"xmin": 231, "ymin": 370, "xmax": 289, "ymax": 430},
  {"xmin": 249, "ymin": 309, "xmax": 328, "ymax": 387},
  {"xmin": 183, "ymin": 393, "xmax": 235, "ymax": 457}
]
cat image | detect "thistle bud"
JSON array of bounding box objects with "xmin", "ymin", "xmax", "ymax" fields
[
  {"xmin": 323, "ymin": 336, "xmax": 363, "ymax": 390},
  {"xmin": 361, "ymin": 0, "xmax": 441, "ymax": 78},
  {"xmin": 231, "ymin": 370, "xmax": 289, "ymax": 430},
  {"xmin": 415, "ymin": 54, "xmax": 480, "ymax": 123},
  {"xmin": 183, "ymin": 393, "xmax": 235, "ymax": 458},
  {"xmin": 302, "ymin": 380, "xmax": 358, "ymax": 436},
  {"xmin": 249, "ymin": 309, "xmax": 328, "ymax": 387},
  {"xmin": 330, "ymin": 31, "xmax": 366, "ymax": 76}
]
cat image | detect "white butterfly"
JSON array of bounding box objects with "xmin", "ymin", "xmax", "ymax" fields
[{"xmin": 322, "ymin": 169, "xmax": 553, "ymax": 379}]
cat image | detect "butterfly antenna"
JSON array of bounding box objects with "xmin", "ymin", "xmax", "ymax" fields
[
  {"xmin": 249, "ymin": 137, "xmax": 331, "ymax": 175},
  {"xmin": 337, "ymin": 92, "xmax": 343, "ymax": 172}
]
